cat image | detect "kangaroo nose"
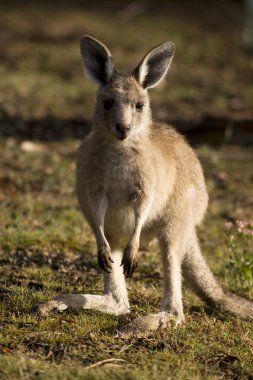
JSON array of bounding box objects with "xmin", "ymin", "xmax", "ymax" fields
[
  {"xmin": 115, "ymin": 123, "xmax": 130, "ymax": 140},
  {"xmin": 116, "ymin": 123, "xmax": 130, "ymax": 132},
  {"xmin": 116, "ymin": 123, "xmax": 124, "ymax": 133}
]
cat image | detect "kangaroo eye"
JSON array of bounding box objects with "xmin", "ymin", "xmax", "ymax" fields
[
  {"xmin": 136, "ymin": 102, "xmax": 144, "ymax": 112},
  {"xmin": 104, "ymin": 99, "xmax": 114, "ymax": 110}
]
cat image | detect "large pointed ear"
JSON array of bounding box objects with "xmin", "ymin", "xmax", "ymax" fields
[
  {"xmin": 80, "ymin": 35, "xmax": 116, "ymax": 86},
  {"xmin": 132, "ymin": 41, "xmax": 175, "ymax": 89}
]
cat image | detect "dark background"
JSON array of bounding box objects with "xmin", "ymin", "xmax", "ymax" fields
[{"xmin": 0, "ymin": 0, "xmax": 253, "ymax": 144}]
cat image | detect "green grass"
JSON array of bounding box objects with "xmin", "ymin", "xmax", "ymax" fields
[
  {"xmin": 1, "ymin": 2, "xmax": 253, "ymax": 379},
  {"xmin": 0, "ymin": 140, "xmax": 253, "ymax": 380}
]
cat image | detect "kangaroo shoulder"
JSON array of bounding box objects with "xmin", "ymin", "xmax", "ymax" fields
[{"xmin": 150, "ymin": 122, "xmax": 189, "ymax": 158}]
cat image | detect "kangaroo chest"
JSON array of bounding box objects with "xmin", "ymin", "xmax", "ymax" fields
[{"xmin": 102, "ymin": 148, "xmax": 144, "ymax": 206}]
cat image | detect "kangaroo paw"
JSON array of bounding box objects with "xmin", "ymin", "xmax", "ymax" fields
[
  {"xmin": 121, "ymin": 243, "xmax": 138, "ymax": 278},
  {"xmin": 98, "ymin": 245, "xmax": 114, "ymax": 273}
]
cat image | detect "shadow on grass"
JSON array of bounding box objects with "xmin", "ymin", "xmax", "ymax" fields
[{"xmin": 0, "ymin": 247, "xmax": 98, "ymax": 273}]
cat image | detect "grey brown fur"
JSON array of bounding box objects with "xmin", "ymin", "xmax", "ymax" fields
[{"xmin": 38, "ymin": 36, "xmax": 253, "ymax": 337}]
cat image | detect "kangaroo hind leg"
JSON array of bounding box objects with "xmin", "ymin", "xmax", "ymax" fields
[
  {"xmin": 38, "ymin": 249, "xmax": 130, "ymax": 317},
  {"xmin": 116, "ymin": 232, "xmax": 185, "ymax": 338}
]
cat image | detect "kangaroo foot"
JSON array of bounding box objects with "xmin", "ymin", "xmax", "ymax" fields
[{"xmin": 115, "ymin": 311, "xmax": 176, "ymax": 339}]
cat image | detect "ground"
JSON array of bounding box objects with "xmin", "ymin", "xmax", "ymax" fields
[{"xmin": 0, "ymin": 1, "xmax": 253, "ymax": 379}]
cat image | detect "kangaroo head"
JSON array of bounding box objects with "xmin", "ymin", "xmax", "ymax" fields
[{"xmin": 80, "ymin": 36, "xmax": 175, "ymax": 141}]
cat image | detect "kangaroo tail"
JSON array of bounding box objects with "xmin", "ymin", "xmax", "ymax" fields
[{"xmin": 182, "ymin": 235, "xmax": 253, "ymax": 319}]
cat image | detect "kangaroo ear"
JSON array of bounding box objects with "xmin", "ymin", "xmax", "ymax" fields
[
  {"xmin": 132, "ymin": 41, "xmax": 175, "ymax": 89},
  {"xmin": 80, "ymin": 35, "xmax": 116, "ymax": 86}
]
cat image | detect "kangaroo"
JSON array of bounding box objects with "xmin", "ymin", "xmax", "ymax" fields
[{"xmin": 38, "ymin": 36, "xmax": 253, "ymax": 337}]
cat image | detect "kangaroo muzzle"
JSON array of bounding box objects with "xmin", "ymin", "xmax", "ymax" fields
[{"xmin": 115, "ymin": 123, "xmax": 131, "ymax": 140}]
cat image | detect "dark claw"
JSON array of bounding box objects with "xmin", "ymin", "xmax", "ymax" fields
[
  {"xmin": 98, "ymin": 249, "xmax": 113, "ymax": 273},
  {"xmin": 122, "ymin": 257, "xmax": 137, "ymax": 278},
  {"xmin": 98, "ymin": 256, "xmax": 111, "ymax": 273},
  {"xmin": 121, "ymin": 243, "xmax": 138, "ymax": 278}
]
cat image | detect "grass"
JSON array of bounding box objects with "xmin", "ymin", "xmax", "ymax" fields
[
  {"xmin": 0, "ymin": 140, "xmax": 253, "ymax": 380},
  {"xmin": 0, "ymin": 1, "xmax": 253, "ymax": 379}
]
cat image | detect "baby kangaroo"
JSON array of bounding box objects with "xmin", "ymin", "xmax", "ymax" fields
[{"xmin": 39, "ymin": 36, "xmax": 253, "ymax": 337}]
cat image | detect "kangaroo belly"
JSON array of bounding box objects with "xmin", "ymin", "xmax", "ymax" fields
[
  {"xmin": 103, "ymin": 154, "xmax": 142, "ymax": 239},
  {"xmin": 103, "ymin": 157, "xmax": 171, "ymax": 241},
  {"xmin": 104, "ymin": 203, "xmax": 156, "ymax": 246},
  {"xmin": 105, "ymin": 204, "xmax": 135, "ymax": 241}
]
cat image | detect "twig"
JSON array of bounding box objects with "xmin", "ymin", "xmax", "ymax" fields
[{"xmin": 86, "ymin": 358, "xmax": 128, "ymax": 369}]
